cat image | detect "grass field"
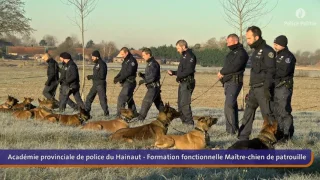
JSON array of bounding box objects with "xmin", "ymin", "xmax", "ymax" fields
[{"xmin": 0, "ymin": 62, "xmax": 320, "ymax": 179}]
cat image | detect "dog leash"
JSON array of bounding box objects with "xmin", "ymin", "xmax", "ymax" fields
[
  {"xmin": 191, "ymin": 79, "xmax": 220, "ymax": 103},
  {"xmin": 126, "ymin": 84, "xmax": 141, "ymax": 105}
]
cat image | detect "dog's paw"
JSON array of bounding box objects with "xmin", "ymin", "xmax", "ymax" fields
[
  {"xmin": 211, "ymin": 146, "xmax": 221, "ymax": 150},
  {"xmin": 145, "ymin": 145, "xmax": 156, "ymax": 150}
]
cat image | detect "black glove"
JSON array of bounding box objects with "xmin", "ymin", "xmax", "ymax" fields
[
  {"xmin": 176, "ymin": 77, "xmax": 181, "ymax": 83},
  {"xmin": 138, "ymin": 79, "xmax": 145, "ymax": 86},
  {"xmin": 264, "ymin": 88, "xmax": 271, "ymax": 100},
  {"xmin": 45, "ymin": 81, "xmax": 50, "ymax": 86},
  {"xmin": 138, "ymin": 72, "xmax": 145, "ymax": 78},
  {"xmin": 113, "ymin": 78, "xmax": 119, "ymax": 84},
  {"xmin": 87, "ymin": 75, "xmax": 93, "ymax": 80}
]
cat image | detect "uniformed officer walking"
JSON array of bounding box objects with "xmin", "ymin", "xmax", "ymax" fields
[
  {"xmin": 114, "ymin": 47, "xmax": 138, "ymax": 117},
  {"xmin": 42, "ymin": 53, "xmax": 59, "ymax": 102},
  {"xmin": 217, "ymin": 34, "xmax": 249, "ymax": 135},
  {"xmin": 273, "ymin": 35, "xmax": 296, "ymax": 142},
  {"xmin": 167, "ymin": 40, "xmax": 196, "ymax": 126},
  {"xmin": 136, "ymin": 48, "xmax": 165, "ymax": 121},
  {"xmin": 238, "ymin": 26, "xmax": 276, "ymax": 140},
  {"xmin": 85, "ymin": 50, "xmax": 110, "ymax": 117},
  {"xmin": 58, "ymin": 52, "xmax": 85, "ymax": 112},
  {"xmin": 58, "ymin": 56, "xmax": 78, "ymax": 111}
]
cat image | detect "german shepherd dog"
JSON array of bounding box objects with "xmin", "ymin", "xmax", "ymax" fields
[
  {"xmin": 81, "ymin": 109, "xmax": 134, "ymax": 133},
  {"xmin": 109, "ymin": 103, "xmax": 180, "ymax": 143},
  {"xmin": 154, "ymin": 116, "xmax": 218, "ymax": 150},
  {"xmin": 228, "ymin": 117, "xmax": 278, "ymax": 150},
  {"xmin": 12, "ymin": 99, "xmax": 52, "ymax": 120},
  {"xmin": 12, "ymin": 97, "xmax": 34, "ymax": 110},
  {"xmin": 44, "ymin": 107, "xmax": 91, "ymax": 126},
  {"xmin": 0, "ymin": 96, "xmax": 19, "ymax": 111}
]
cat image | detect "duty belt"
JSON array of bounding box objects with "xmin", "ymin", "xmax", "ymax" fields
[
  {"xmin": 275, "ymin": 79, "xmax": 293, "ymax": 88},
  {"xmin": 250, "ymin": 82, "xmax": 264, "ymax": 88},
  {"xmin": 146, "ymin": 81, "xmax": 160, "ymax": 88},
  {"xmin": 179, "ymin": 75, "xmax": 194, "ymax": 83},
  {"xmin": 125, "ymin": 76, "xmax": 136, "ymax": 84},
  {"xmin": 275, "ymin": 81, "xmax": 286, "ymax": 88}
]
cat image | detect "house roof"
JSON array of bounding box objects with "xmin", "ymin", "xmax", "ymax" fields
[{"xmin": 7, "ymin": 46, "xmax": 45, "ymax": 55}]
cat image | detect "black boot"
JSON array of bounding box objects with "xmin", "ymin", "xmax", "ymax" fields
[
  {"xmin": 59, "ymin": 108, "xmax": 65, "ymax": 113},
  {"xmin": 104, "ymin": 110, "xmax": 110, "ymax": 117}
]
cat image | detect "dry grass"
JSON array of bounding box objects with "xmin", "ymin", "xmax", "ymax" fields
[
  {"xmin": 0, "ymin": 106, "xmax": 319, "ymax": 179},
  {"xmin": 0, "ymin": 62, "xmax": 320, "ymax": 179},
  {"xmin": 0, "ymin": 65, "xmax": 319, "ymax": 111}
]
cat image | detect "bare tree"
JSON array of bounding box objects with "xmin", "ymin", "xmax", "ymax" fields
[
  {"xmin": 21, "ymin": 35, "xmax": 37, "ymax": 46},
  {"xmin": 43, "ymin": 35, "xmax": 58, "ymax": 47},
  {"xmin": 220, "ymin": 0, "xmax": 278, "ymax": 44},
  {"xmin": 3, "ymin": 34, "xmax": 22, "ymax": 45},
  {"xmin": 94, "ymin": 41, "xmax": 117, "ymax": 61},
  {"xmin": 0, "ymin": 0, "xmax": 34, "ymax": 35},
  {"xmin": 220, "ymin": 0, "xmax": 278, "ymax": 110},
  {"xmin": 64, "ymin": 0, "xmax": 98, "ymax": 99}
]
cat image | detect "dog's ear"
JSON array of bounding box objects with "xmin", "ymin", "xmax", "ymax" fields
[
  {"xmin": 211, "ymin": 117, "xmax": 218, "ymax": 125},
  {"xmin": 193, "ymin": 116, "xmax": 202, "ymax": 121}
]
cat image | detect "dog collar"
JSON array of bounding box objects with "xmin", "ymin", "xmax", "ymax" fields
[
  {"xmin": 4, "ymin": 102, "xmax": 12, "ymax": 109},
  {"xmin": 156, "ymin": 119, "xmax": 169, "ymax": 128},
  {"xmin": 258, "ymin": 133, "xmax": 277, "ymax": 149},
  {"xmin": 120, "ymin": 115, "xmax": 133, "ymax": 123},
  {"xmin": 195, "ymin": 127, "xmax": 206, "ymax": 133}
]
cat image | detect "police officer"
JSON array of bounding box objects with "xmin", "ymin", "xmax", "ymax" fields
[
  {"xmin": 167, "ymin": 40, "xmax": 196, "ymax": 126},
  {"xmin": 217, "ymin": 34, "xmax": 249, "ymax": 135},
  {"xmin": 58, "ymin": 56, "xmax": 78, "ymax": 111},
  {"xmin": 136, "ymin": 48, "xmax": 165, "ymax": 121},
  {"xmin": 238, "ymin": 26, "xmax": 276, "ymax": 140},
  {"xmin": 273, "ymin": 35, "xmax": 296, "ymax": 142},
  {"xmin": 85, "ymin": 50, "xmax": 109, "ymax": 117},
  {"xmin": 58, "ymin": 52, "xmax": 85, "ymax": 112},
  {"xmin": 42, "ymin": 53, "xmax": 59, "ymax": 102},
  {"xmin": 114, "ymin": 47, "xmax": 138, "ymax": 117}
]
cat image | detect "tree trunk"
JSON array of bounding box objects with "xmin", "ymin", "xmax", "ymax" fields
[
  {"xmin": 80, "ymin": 0, "xmax": 85, "ymax": 100},
  {"xmin": 239, "ymin": 17, "xmax": 245, "ymax": 111}
]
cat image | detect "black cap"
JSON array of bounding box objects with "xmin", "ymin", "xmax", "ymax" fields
[
  {"xmin": 92, "ymin": 50, "xmax": 101, "ymax": 59},
  {"xmin": 59, "ymin": 52, "xmax": 71, "ymax": 59},
  {"xmin": 274, "ymin": 35, "xmax": 288, "ymax": 47}
]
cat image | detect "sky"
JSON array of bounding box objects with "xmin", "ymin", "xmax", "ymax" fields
[{"xmin": 24, "ymin": 0, "xmax": 320, "ymax": 52}]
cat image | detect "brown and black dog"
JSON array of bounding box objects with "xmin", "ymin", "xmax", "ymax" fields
[
  {"xmin": 228, "ymin": 117, "xmax": 278, "ymax": 150},
  {"xmin": 0, "ymin": 95, "xmax": 19, "ymax": 111},
  {"xmin": 154, "ymin": 116, "xmax": 218, "ymax": 150},
  {"xmin": 109, "ymin": 103, "xmax": 180, "ymax": 143},
  {"xmin": 44, "ymin": 107, "xmax": 91, "ymax": 126},
  {"xmin": 12, "ymin": 97, "xmax": 34, "ymax": 110},
  {"xmin": 12, "ymin": 99, "xmax": 52, "ymax": 120},
  {"xmin": 81, "ymin": 109, "xmax": 134, "ymax": 133}
]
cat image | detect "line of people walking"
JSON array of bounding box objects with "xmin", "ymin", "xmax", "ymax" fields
[{"xmin": 42, "ymin": 26, "xmax": 296, "ymax": 144}]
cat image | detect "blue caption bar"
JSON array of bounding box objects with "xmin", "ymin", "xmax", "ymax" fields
[{"xmin": 0, "ymin": 150, "xmax": 313, "ymax": 166}]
